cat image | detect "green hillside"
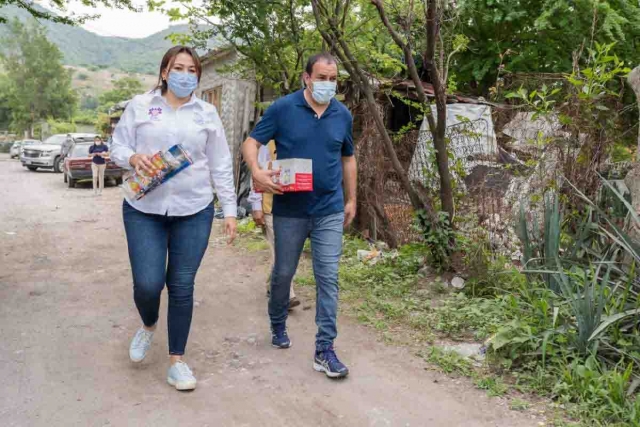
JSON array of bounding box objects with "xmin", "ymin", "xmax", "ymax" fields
[{"xmin": 0, "ymin": 5, "xmax": 217, "ymax": 74}]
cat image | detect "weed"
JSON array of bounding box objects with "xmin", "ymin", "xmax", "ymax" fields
[
  {"xmin": 237, "ymin": 219, "xmax": 258, "ymax": 234},
  {"xmin": 294, "ymin": 272, "xmax": 315, "ymax": 287},
  {"xmin": 415, "ymin": 210, "xmax": 455, "ymax": 271},
  {"xmin": 243, "ymin": 239, "xmax": 269, "ymax": 252},
  {"xmin": 475, "ymin": 376, "xmax": 509, "ymax": 397},
  {"xmin": 425, "ymin": 347, "xmax": 475, "ymax": 377},
  {"xmin": 509, "ymin": 398, "xmax": 530, "ymax": 411}
]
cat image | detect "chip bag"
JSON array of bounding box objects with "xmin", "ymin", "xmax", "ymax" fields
[{"xmin": 122, "ymin": 144, "xmax": 193, "ymax": 200}]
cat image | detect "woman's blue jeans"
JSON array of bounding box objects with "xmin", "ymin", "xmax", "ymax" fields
[{"xmin": 123, "ymin": 200, "xmax": 214, "ymax": 355}]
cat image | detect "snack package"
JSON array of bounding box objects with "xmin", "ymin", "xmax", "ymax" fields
[
  {"xmin": 254, "ymin": 158, "xmax": 313, "ymax": 193},
  {"xmin": 122, "ymin": 144, "xmax": 193, "ymax": 200}
]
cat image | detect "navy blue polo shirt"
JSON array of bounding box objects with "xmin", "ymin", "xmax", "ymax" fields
[{"xmin": 250, "ymin": 89, "xmax": 354, "ymax": 218}]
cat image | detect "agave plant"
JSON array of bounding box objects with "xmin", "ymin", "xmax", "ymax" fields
[
  {"xmin": 516, "ymin": 191, "xmax": 561, "ymax": 292},
  {"xmin": 518, "ymin": 175, "xmax": 640, "ymax": 365}
]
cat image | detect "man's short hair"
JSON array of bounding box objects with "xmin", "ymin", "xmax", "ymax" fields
[{"xmin": 305, "ymin": 52, "xmax": 337, "ymax": 75}]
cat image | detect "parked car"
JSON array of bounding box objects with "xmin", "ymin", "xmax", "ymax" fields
[
  {"xmin": 21, "ymin": 133, "xmax": 97, "ymax": 173},
  {"xmin": 10, "ymin": 139, "xmax": 39, "ymax": 158},
  {"xmin": 63, "ymin": 142, "xmax": 125, "ymax": 188}
]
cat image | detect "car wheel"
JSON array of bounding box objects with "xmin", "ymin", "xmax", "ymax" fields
[
  {"xmin": 67, "ymin": 177, "xmax": 76, "ymax": 188},
  {"xmin": 27, "ymin": 166, "xmax": 38, "ymax": 171},
  {"xmin": 54, "ymin": 156, "xmax": 64, "ymax": 173}
]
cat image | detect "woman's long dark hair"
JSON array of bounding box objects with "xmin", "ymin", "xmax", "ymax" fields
[{"xmin": 155, "ymin": 46, "xmax": 203, "ymax": 94}]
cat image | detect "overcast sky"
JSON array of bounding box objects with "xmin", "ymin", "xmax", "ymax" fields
[{"xmin": 38, "ymin": 0, "xmax": 187, "ymax": 39}]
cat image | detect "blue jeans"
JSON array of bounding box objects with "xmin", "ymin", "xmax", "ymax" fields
[
  {"xmin": 270, "ymin": 212, "xmax": 344, "ymax": 351},
  {"xmin": 122, "ymin": 200, "xmax": 214, "ymax": 355}
]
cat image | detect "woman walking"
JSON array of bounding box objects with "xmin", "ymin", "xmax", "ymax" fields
[
  {"xmin": 111, "ymin": 46, "xmax": 237, "ymax": 391},
  {"xmin": 89, "ymin": 136, "xmax": 109, "ymax": 195}
]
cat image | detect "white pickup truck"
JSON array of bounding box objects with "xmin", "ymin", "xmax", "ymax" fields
[{"xmin": 21, "ymin": 133, "xmax": 97, "ymax": 173}]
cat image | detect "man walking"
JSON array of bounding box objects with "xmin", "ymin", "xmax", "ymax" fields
[
  {"xmin": 60, "ymin": 134, "xmax": 73, "ymax": 159},
  {"xmin": 242, "ymin": 52, "xmax": 357, "ymax": 379},
  {"xmin": 248, "ymin": 141, "xmax": 301, "ymax": 310}
]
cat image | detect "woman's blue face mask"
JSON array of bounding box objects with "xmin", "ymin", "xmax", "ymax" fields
[{"xmin": 167, "ymin": 71, "xmax": 199, "ymax": 99}]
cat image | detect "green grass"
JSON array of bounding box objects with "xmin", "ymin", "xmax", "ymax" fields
[
  {"xmin": 509, "ymin": 398, "xmax": 530, "ymax": 411},
  {"xmin": 425, "ymin": 346, "xmax": 475, "ymax": 377},
  {"xmin": 237, "ymin": 219, "xmax": 259, "ymax": 235},
  {"xmin": 294, "ymin": 272, "xmax": 316, "ymax": 287},
  {"xmin": 475, "ymin": 376, "xmax": 509, "ymax": 397},
  {"xmin": 243, "ymin": 239, "xmax": 269, "ymax": 252}
]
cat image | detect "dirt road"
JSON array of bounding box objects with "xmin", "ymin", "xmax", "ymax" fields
[{"xmin": 0, "ymin": 155, "xmax": 537, "ymax": 427}]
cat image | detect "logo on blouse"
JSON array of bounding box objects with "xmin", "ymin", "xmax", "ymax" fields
[
  {"xmin": 193, "ymin": 112, "xmax": 205, "ymax": 126},
  {"xmin": 148, "ymin": 107, "xmax": 163, "ymax": 121}
]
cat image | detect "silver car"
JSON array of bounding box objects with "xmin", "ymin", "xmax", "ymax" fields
[
  {"xmin": 21, "ymin": 133, "xmax": 97, "ymax": 173},
  {"xmin": 10, "ymin": 140, "xmax": 39, "ymax": 159}
]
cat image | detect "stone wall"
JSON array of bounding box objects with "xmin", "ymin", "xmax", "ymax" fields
[{"xmin": 198, "ymin": 50, "xmax": 257, "ymax": 161}]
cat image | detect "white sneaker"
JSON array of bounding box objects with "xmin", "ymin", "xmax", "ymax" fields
[
  {"xmin": 167, "ymin": 361, "xmax": 197, "ymax": 391},
  {"xmin": 129, "ymin": 328, "xmax": 154, "ymax": 362}
]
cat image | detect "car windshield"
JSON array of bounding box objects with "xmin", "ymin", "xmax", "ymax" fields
[
  {"xmin": 23, "ymin": 141, "xmax": 37, "ymax": 145},
  {"xmin": 71, "ymin": 144, "xmax": 91, "ymax": 157},
  {"xmin": 43, "ymin": 135, "xmax": 67, "ymax": 145}
]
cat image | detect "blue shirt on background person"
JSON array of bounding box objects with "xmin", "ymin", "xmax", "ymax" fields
[
  {"xmin": 89, "ymin": 144, "xmax": 109, "ymax": 165},
  {"xmin": 249, "ymin": 89, "xmax": 354, "ymax": 218}
]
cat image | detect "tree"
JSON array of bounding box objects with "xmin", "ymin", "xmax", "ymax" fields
[
  {"xmin": 157, "ymin": 0, "xmax": 321, "ymax": 97},
  {"xmin": 98, "ymin": 76, "xmax": 143, "ymax": 112},
  {"xmin": 455, "ymin": 0, "xmax": 640, "ymax": 94},
  {"xmin": 80, "ymin": 95, "xmax": 99, "ymax": 111},
  {"xmin": 370, "ymin": 0, "xmax": 455, "ymax": 221},
  {"xmin": 0, "ymin": 0, "xmax": 137, "ymax": 25},
  {"xmin": 0, "ymin": 74, "xmax": 11, "ymax": 129},
  {"xmin": 0, "ymin": 19, "xmax": 78, "ymax": 136},
  {"xmin": 311, "ymin": 0, "xmax": 455, "ymax": 222}
]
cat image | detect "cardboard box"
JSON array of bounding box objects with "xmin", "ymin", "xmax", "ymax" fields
[{"xmin": 255, "ymin": 158, "xmax": 313, "ymax": 193}]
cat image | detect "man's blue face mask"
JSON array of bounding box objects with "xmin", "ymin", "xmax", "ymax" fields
[{"xmin": 310, "ymin": 80, "xmax": 337, "ymax": 104}]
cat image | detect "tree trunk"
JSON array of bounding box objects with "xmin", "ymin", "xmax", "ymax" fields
[
  {"xmin": 425, "ymin": 0, "xmax": 454, "ymax": 220},
  {"xmin": 310, "ymin": 0, "xmax": 426, "ymax": 213},
  {"xmin": 629, "ymin": 66, "xmax": 640, "ymax": 162},
  {"xmin": 371, "ymin": 0, "xmax": 452, "ymax": 220}
]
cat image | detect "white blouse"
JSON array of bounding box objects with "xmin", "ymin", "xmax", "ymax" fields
[{"xmin": 111, "ymin": 90, "xmax": 237, "ymax": 218}]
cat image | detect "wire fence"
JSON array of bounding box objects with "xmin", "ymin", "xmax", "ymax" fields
[{"xmin": 354, "ymin": 103, "xmax": 523, "ymax": 255}]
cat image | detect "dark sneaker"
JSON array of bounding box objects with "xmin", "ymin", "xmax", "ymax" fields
[
  {"xmin": 314, "ymin": 347, "xmax": 349, "ymax": 378},
  {"xmin": 288, "ymin": 297, "xmax": 301, "ymax": 310},
  {"xmin": 271, "ymin": 326, "xmax": 292, "ymax": 349}
]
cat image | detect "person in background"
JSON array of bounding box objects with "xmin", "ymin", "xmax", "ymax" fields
[
  {"xmin": 248, "ymin": 141, "xmax": 301, "ymax": 310},
  {"xmin": 61, "ymin": 134, "xmax": 73, "ymax": 159},
  {"xmin": 88, "ymin": 135, "xmax": 109, "ymax": 196},
  {"xmin": 111, "ymin": 45, "xmax": 237, "ymax": 391},
  {"xmin": 242, "ymin": 52, "xmax": 357, "ymax": 379}
]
